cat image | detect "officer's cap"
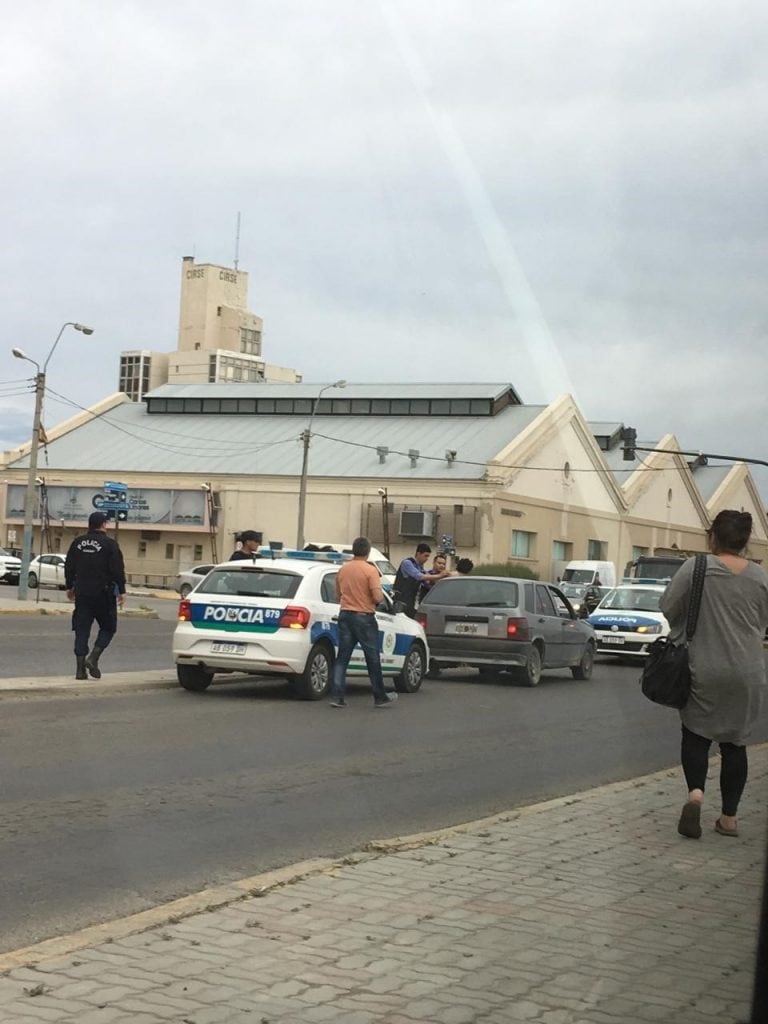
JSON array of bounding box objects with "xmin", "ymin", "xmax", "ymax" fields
[{"xmin": 89, "ymin": 511, "xmax": 109, "ymax": 530}]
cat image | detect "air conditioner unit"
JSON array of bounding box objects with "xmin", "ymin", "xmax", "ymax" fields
[{"xmin": 399, "ymin": 510, "xmax": 436, "ymax": 537}]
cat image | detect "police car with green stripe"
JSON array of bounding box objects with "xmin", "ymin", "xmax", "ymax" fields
[{"xmin": 172, "ymin": 549, "xmax": 429, "ymax": 699}]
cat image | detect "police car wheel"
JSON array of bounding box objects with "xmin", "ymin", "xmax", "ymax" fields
[
  {"xmin": 177, "ymin": 664, "xmax": 214, "ymax": 692},
  {"xmin": 394, "ymin": 642, "xmax": 426, "ymax": 693},
  {"xmin": 571, "ymin": 642, "xmax": 594, "ymax": 680},
  {"xmin": 28, "ymin": 572, "xmax": 38, "ymax": 589},
  {"xmin": 294, "ymin": 643, "xmax": 333, "ymax": 700}
]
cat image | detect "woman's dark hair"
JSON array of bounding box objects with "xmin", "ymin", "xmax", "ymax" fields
[{"xmin": 708, "ymin": 510, "xmax": 752, "ymax": 554}]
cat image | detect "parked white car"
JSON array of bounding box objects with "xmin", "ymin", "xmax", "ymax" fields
[
  {"xmin": 28, "ymin": 553, "xmax": 68, "ymax": 590},
  {"xmin": 175, "ymin": 563, "xmax": 216, "ymax": 598},
  {"xmin": 0, "ymin": 547, "xmax": 22, "ymax": 585},
  {"xmin": 173, "ymin": 549, "xmax": 428, "ymax": 699}
]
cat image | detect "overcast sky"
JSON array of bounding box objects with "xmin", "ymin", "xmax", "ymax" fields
[{"xmin": 2, "ymin": 1, "xmax": 766, "ymax": 498}]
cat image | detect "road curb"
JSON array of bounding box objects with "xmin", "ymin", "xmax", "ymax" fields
[
  {"xmin": 0, "ymin": 607, "xmax": 158, "ymax": 619},
  {"xmin": 0, "ymin": 670, "xmax": 178, "ymax": 696}
]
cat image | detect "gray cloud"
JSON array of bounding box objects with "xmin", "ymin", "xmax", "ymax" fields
[{"xmin": 1, "ymin": 0, "xmax": 766, "ymax": 500}]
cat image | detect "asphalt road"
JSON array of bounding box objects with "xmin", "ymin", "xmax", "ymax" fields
[
  {"xmin": 0, "ymin": 610, "xmax": 178, "ymax": 677},
  {"xmin": 4, "ymin": 656, "xmax": 767, "ymax": 953}
]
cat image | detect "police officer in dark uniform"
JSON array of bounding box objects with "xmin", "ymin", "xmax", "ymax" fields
[
  {"xmin": 228, "ymin": 529, "xmax": 262, "ymax": 560},
  {"xmin": 65, "ymin": 510, "xmax": 126, "ymax": 680}
]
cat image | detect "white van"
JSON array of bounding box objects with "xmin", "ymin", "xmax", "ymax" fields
[
  {"xmin": 561, "ymin": 560, "xmax": 616, "ymax": 589},
  {"xmin": 303, "ymin": 542, "xmax": 397, "ymax": 586}
]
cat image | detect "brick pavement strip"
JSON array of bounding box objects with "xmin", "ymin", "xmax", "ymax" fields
[{"xmin": 0, "ymin": 745, "xmax": 765, "ymax": 1023}]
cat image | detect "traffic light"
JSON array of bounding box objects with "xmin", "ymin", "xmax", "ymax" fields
[{"xmin": 621, "ymin": 427, "xmax": 637, "ymax": 461}]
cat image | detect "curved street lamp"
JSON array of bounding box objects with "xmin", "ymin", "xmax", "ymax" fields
[
  {"xmin": 12, "ymin": 322, "xmax": 95, "ymax": 600},
  {"xmin": 295, "ymin": 380, "xmax": 347, "ymax": 549}
]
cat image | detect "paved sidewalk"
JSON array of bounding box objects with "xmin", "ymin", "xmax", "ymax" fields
[
  {"xmin": 0, "ymin": 748, "xmax": 765, "ymax": 1024},
  {"xmin": 0, "ymin": 593, "xmax": 159, "ymax": 617}
]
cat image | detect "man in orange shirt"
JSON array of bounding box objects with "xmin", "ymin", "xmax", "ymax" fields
[{"xmin": 329, "ymin": 536, "xmax": 397, "ymax": 709}]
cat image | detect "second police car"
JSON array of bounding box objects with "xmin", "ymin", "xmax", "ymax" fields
[
  {"xmin": 172, "ymin": 549, "xmax": 429, "ymax": 698},
  {"xmin": 587, "ymin": 581, "xmax": 670, "ymax": 659}
]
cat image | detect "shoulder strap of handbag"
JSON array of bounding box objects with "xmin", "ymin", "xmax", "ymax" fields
[{"xmin": 685, "ymin": 553, "xmax": 707, "ymax": 642}]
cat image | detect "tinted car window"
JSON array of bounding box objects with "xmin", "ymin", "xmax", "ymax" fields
[
  {"xmin": 421, "ymin": 577, "xmax": 519, "ymax": 608},
  {"xmin": 320, "ymin": 573, "xmax": 338, "ymax": 603},
  {"xmin": 535, "ymin": 586, "xmax": 556, "ymax": 616},
  {"xmin": 195, "ymin": 568, "xmax": 301, "ymax": 599}
]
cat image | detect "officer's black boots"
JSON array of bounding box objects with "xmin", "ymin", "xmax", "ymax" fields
[
  {"xmin": 85, "ymin": 647, "xmax": 104, "ymax": 679},
  {"xmin": 75, "ymin": 656, "xmax": 87, "ymax": 680}
]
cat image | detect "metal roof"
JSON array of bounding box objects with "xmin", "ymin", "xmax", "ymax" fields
[
  {"xmin": 690, "ymin": 464, "xmax": 733, "ymax": 502},
  {"xmin": 601, "ymin": 439, "xmax": 661, "ymax": 486},
  {"xmin": 8, "ymin": 399, "xmax": 545, "ymax": 480},
  {"xmin": 144, "ymin": 382, "xmax": 524, "ymax": 403}
]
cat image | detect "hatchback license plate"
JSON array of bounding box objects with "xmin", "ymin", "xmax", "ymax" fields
[
  {"xmin": 446, "ymin": 622, "xmax": 488, "ymax": 636},
  {"xmin": 601, "ymin": 635, "xmax": 625, "ymax": 645},
  {"xmin": 210, "ymin": 642, "xmax": 246, "ymax": 655}
]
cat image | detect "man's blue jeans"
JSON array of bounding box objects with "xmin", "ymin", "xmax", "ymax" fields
[{"xmin": 331, "ymin": 611, "xmax": 387, "ymax": 702}]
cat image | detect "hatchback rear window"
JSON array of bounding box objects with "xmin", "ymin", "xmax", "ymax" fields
[
  {"xmin": 195, "ymin": 568, "xmax": 301, "ymax": 599},
  {"xmin": 421, "ymin": 577, "xmax": 519, "ymax": 608}
]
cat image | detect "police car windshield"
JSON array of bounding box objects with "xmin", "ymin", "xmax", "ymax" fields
[
  {"xmin": 195, "ymin": 568, "xmax": 301, "ymax": 600},
  {"xmin": 374, "ymin": 559, "xmax": 397, "ymax": 575},
  {"xmin": 600, "ymin": 588, "xmax": 662, "ymax": 612}
]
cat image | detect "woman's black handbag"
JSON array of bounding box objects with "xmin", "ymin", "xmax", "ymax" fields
[{"xmin": 640, "ymin": 554, "xmax": 707, "ymax": 709}]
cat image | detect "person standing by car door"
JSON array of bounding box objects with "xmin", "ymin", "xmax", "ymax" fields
[
  {"xmin": 394, "ymin": 543, "xmax": 450, "ymax": 618},
  {"xmin": 328, "ymin": 536, "xmax": 397, "ymax": 709},
  {"xmin": 228, "ymin": 530, "xmax": 262, "ymax": 560},
  {"xmin": 65, "ymin": 511, "xmax": 126, "ymax": 680}
]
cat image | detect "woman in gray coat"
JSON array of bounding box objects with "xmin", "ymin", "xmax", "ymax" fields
[{"xmin": 660, "ymin": 510, "xmax": 768, "ymax": 840}]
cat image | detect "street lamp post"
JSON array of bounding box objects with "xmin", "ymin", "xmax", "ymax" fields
[
  {"xmin": 12, "ymin": 322, "xmax": 94, "ymax": 600},
  {"xmin": 295, "ymin": 380, "xmax": 346, "ymax": 549}
]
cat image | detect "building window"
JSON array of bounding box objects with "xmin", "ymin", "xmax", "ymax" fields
[
  {"xmin": 240, "ymin": 328, "xmax": 261, "ymax": 354},
  {"xmin": 511, "ymin": 530, "xmax": 535, "ymax": 558},
  {"xmin": 552, "ymin": 540, "xmax": 572, "ymax": 562},
  {"xmin": 632, "ymin": 545, "xmax": 648, "ymax": 561},
  {"xmin": 165, "ymin": 544, "xmax": 174, "ymax": 559},
  {"xmin": 587, "ymin": 539, "xmax": 606, "ymax": 560},
  {"xmin": 194, "ymin": 545, "xmax": 203, "ymax": 561},
  {"xmin": 138, "ymin": 541, "xmax": 147, "ymax": 558}
]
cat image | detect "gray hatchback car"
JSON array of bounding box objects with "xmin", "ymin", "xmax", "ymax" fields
[{"xmin": 416, "ymin": 575, "xmax": 595, "ymax": 686}]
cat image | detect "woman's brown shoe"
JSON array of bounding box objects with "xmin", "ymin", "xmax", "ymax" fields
[
  {"xmin": 714, "ymin": 819, "xmax": 739, "ymax": 837},
  {"xmin": 677, "ymin": 801, "xmax": 702, "ymax": 839}
]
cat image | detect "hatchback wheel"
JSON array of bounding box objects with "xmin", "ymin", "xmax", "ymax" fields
[
  {"xmin": 394, "ymin": 643, "xmax": 425, "ymax": 693},
  {"xmin": 571, "ymin": 643, "xmax": 595, "ymax": 680},
  {"xmin": 294, "ymin": 643, "xmax": 332, "ymax": 700},
  {"xmin": 517, "ymin": 645, "xmax": 542, "ymax": 687},
  {"xmin": 27, "ymin": 572, "xmax": 38, "ymax": 589}
]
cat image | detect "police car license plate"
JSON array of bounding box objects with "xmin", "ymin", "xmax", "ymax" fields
[
  {"xmin": 602, "ymin": 635, "xmax": 624, "ymax": 645},
  {"xmin": 446, "ymin": 622, "xmax": 488, "ymax": 636},
  {"xmin": 210, "ymin": 642, "xmax": 247, "ymax": 655}
]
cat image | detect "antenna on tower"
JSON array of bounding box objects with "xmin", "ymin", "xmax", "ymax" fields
[{"xmin": 233, "ymin": 211, "xmax": 241, "ymax": 270}]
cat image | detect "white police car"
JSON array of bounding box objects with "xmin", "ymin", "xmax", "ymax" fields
[
  {"xmin": 172, "ymin": 549, "xmax": 429, "ymax": 698},
  {"xmin": 587, "ymin": 583, "xmax": 670, "ymax": 659}
]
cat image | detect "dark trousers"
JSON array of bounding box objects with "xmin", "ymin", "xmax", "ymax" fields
[
  {"xmin": 330, "ymin": 611, "xmax": 387, "ymax": 702},
  {"xmin": 681, "ymin": 724, "xmax": 748, "ymax": 817},
  {"xmin": 72, "ymin": 594, "xmax": 118, "ymax": 657}
]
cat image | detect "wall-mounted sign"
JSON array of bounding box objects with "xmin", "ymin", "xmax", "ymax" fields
[{"xmin": 5, "ymin": 485, "xmax": 207, "ymax": 527}]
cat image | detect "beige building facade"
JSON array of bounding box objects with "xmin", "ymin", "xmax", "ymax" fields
[{"xmin": 2, "ymin": 385, "xmax": 766, "ymax": 586}]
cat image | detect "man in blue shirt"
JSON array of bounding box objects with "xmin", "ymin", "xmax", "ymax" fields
[{"xmin": 393, "ymin": 543, "xmax": 450, "ymax": 618}]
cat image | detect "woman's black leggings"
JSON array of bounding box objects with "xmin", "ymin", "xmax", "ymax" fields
[{"xmin": 681, "ymin": 725, "xmax": 748, "ymax": 816}]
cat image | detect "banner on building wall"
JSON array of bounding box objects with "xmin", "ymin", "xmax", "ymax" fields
[{"xmin": 5, "ymin": 485, "xmax": 207, "ymax": 527}]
